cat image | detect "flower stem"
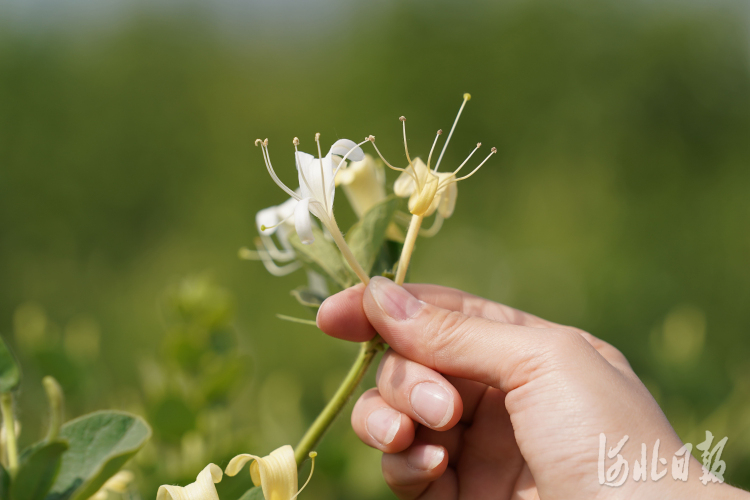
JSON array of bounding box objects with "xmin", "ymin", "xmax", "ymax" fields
[
  {"xmin": 328, "ymin": 217, "xmax": 370, "ymax": 285},
  {"xmin": 1, "ymin": 393, "xmax": 18, "ymax": 476},
  {"xmin": 395, "ymin": 214, "xmax": 423, "ymax": 285},
  {"xmin": 294, "ymin": 337, "xmax": 382, "ymax": 466}
]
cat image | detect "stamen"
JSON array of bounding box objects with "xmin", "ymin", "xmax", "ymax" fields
[
  {"xmin": 400, "ymin": 116, "xmax": 413, "ymax": 166},
  {"xmin": 368, "ymin": 138, "xmax": 420, "ymax": 188},
  {"xmin": 427, "ymin": 129, "xmax": 443, "ymax": 170},
  {"xmin": 452, "ymin": 142, "xmax": 481, "ymax": 176},
  {"xmin": 293, "ymin": 137, "xmax": 299, "ymax": 146},
  {"xmin": 260, "ymin": 142, "xmax": 299, "ymax": 200},
  {"xmin": 331, "ymin": 138, "xmax": 371, "ymax": 181},
  {"xmin": 248, "ymin": 243, "xmax": 303, "ymax": 276},
  {"xmin": 255, "ymin": 139, "xmax": 263, "ymax": 146},
  {"xmin": 433, "ymin": 93, "xmax": 471, "ymax": 173},
  {"xmin": 290, "ymin": 452, "xmax": 317, "ymax": 500},
  {"xmin": 455, "ymin": 148, "xmax": 496, "ymax": 182},
  {"xmin": 315, "ymin": 133, "xmax": 327, "ymax": 210}
]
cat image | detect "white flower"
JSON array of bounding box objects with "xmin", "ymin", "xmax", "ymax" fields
[
  {"xmin": 157, "ymin": 464, "xmax": 222, "ymax": 500},
  {"xmin": 256, "ymin": 135, "xmax": 365, "ymax": 245},
  {"xmin": 225, "ymin": 445, "xmax": 316, "ymax": 500},
  {"xmin": 256, "ymin": 133, "xmax": 373, "ymax": 284}
]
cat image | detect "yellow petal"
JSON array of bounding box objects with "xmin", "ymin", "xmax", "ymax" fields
[
  {"xmin": 336, "ymin": 155, "xmax": 387, "ymax": 218},
  {"xmin": 226, "ymin": 445, "xmax": 297, "ymax": 500},
  {"xmin": 157, "ymin": 464, "xmax": 222, "ymax": 500}
]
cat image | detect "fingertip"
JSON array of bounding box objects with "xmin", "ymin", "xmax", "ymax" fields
[{"xmin": 316, "ymin": 284, "xmax": 377, "ymax": 342}]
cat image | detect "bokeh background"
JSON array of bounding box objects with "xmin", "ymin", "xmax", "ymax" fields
[{"xmin": 1, "ymin": 0, "xmax": 749, "ymax": 497}]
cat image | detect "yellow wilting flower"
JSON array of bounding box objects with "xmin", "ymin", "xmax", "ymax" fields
[
  {"xmin": 90, "ymin": 470, "xmax": 134, "ymax": 500},
  {"xmin": 366, "ymin": 93, "xmax": 496, "ymax": 284},
  {"xmin": 225, "ymin": 445, "xmax": 316, "ymax": 500},
  {"xmin": 369, "ymin": 94, "xmax": 496, "ymax": 218},
  {"xmin": 157, "ymin": 464, "xmax": 223, "ymax": 500},
  {"xmin": 334, "ymin": 154, "xmax": 386, "ymax": 218}
]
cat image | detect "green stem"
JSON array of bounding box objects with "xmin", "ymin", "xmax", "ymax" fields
[
  {"xmin": 43, "ymin": 376, "xmax": 64, "ymax": 442},
  {"xmin": 1, "ymin": 393, "xmax": 18, "ymax": 476},
  {"xmin": 294, "ymin": 337, "xmax": 382, "ymax": 466}
]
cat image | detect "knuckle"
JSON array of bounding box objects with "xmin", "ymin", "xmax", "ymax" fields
[{"xmin": 425, "ymin": 310, "xmax": 470, "ymax": 357}]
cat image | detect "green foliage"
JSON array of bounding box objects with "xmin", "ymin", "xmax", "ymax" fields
[
  {"xmin": 1, "ymin": 0, "xmax": 750, "ymax": 496},
  {"xmin": 346, "ymin": 196, "xmax": 402, "ymax": 277},
  {"xmin": 237, "ymin": 486, "xmax": 264, "ymax": 500},
  {"xmin": 0, "ymin": 335, "xmax": 20, "ymax": 393},
  {"xmin": 11, "ymin": 441, "xmax": 68, "ymax": 500},
  {"xmin": 289, "ymin": 228, "xmax": 356, "ymax": 289},
  {"xmin": 36, "ymin": 411, "xmax": 151, "ymax": 500},
  {"xmin": 0, "ymin": 464, "xmax": 10, "ymax": 500}
]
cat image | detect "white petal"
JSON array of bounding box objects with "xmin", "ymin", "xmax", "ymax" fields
[
  {"xmin": 295, "ymin": 198, "xmax": 315, "ymax": 244},
  {"xmin": 157, "ymin": 464, "xmax": 222, "ymax": 500},
  {"xmin": 276, "ymin": 196, "xmax": 299, "ymax": 220},
  {"xmin": 295, "ymin": 151, "xmax": 316, "ymax": 200},
  {"xmin": 256, "ymin": 206, "xmax": 281, "ymax": 234},
  {"xmin": 297, "ymin": 151, "xmax": 332, "ymax": 208},
  {"xmin": 329, "ymin": 139, "xmax": 364, "ymax": 161}
]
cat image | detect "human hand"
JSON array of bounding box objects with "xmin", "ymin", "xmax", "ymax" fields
[{"xmin": 316, "ymin": 277, "xmax": 748, "ymax": 499}]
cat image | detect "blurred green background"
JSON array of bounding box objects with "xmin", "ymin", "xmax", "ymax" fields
[{"xmin": 1, "ymin": 0, "xmax": 749, "ymax": 497}]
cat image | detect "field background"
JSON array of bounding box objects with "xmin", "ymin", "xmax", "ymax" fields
[{"xmin": 1, "ymin": 0, "xmax": 749, "ymax": 497}]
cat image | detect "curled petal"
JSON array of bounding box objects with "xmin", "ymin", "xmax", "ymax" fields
[
  {"xmin": 329, "ymin": 139, "xmax": 364, "ymax": 161},
  {"xmin": 157, "ymin": 464, "xmax": 222, "ymax": 500},
  {"xmin": 226, "ymin": 445, "xmax": 297, "ymax": 500},
  {"xmin": 437, "ymin": 181, "xmax": 458, "ymax": 218},
  {"xmin": 295, "ymin": 198, "xmax": 315, "ymax": 244}
]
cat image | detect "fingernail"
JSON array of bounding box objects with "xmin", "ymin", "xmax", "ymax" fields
[
  {"xmin": 366, "ymin": 408, "xmax": 401, "ymax": 446},
  {"xmin": 407, "ymin": 445, "xmax": 445, "ymax": 471},
  {"xmin": 410, "ymin": 382, "xmax": 453, "ymax": 428},
  {"xmin": 368, "ymin": 276, "xmax": 423, "ymax": 321}
]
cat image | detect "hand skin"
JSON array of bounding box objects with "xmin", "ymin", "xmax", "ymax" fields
[{"xmin": 316, "ymin": 277, "xmax": 749, "ymax": 500}]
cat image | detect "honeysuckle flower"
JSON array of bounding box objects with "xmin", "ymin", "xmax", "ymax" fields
[
  {"xmin": 255, "ymin": 134, "xmax": 372, "ymax": 283},
  {"xmin": 368, "ymin": 94, "xmax": 496, "ymax": 218},
  {"xmin": 255, "ymin": 135, "xmax": 365, "ymax": 245},
  {"xmin": 157, "ymin": 463, "xmax": 223, "ymax": 500},
  {"xmin": 225, "ymin": 445, "xmax": 316, "ymax": 500},
  {"xmin": 334, "ymin": 153, "xmax": 386, "ymax": 218},
  {"xmin": 90, "ymin": 470, "xmax": 134, "ymax": 500}
]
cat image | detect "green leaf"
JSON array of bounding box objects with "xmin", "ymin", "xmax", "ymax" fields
[
  {"xmin": 29, "ymin": 410, "xmax": 151, "ymax": 500},
  {"xmin": 0, "ymin": 335, "xmax": 20, "ymax": 393},
  {"xmin": 370, "ymin": 239, "xmax": 405, "ymax": 279},
  {"xmin": 289, "ymin": 227, "xmax": 355, "ymax": 289},
  {"xmin": 237, "ymin": 486, "xmax": 264, "ymax": 500},
  {"xmin": 289, "ymin": 287, "xmax": 326, "ymax": 312},
  {"xmin": 10, "ymin": 440, "xmax": 68, "ymax": 500},
  {"xmin": 346, "ymin": 196, "xmax": 401, "ymax": 276},
  {"xmin": 0, "ymin": 463, "xmax": 10, "ymax": 500}
]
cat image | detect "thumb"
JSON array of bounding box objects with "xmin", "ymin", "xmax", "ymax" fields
[{"xmin": 364, "ymin": 276, "xmax": 583, "ymax": 392}]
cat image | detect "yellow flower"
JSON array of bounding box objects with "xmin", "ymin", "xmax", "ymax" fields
[
  {"xmin": 335, "ymin": 154, "xmax": 386, "ymax": 218},
  {"xmin": 393, "ymin": 157, "xmax": 456, "ymax": 218},
  {"xmin": 367, "ymin": 94, "xmax": 496, "ymax": 218},
  {"xmin": 90, "ymin": 470, "xmax": 134, "ymax": 500},
  {"xmin": 225, "ymin": 445, "xmax": 316, "ymax": 500},
  {"xmin": 157, "ymin": 464, "xmax": 222, "ymax": 500}
]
